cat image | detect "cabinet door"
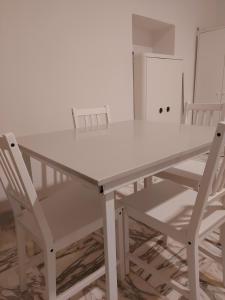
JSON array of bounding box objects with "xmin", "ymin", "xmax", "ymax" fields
[
  {"xmin": 146, "ymin": 58, "xmax": 183, "ymax": 123},
  {"xmin": 195, "ymin": 28, "xmax": 225, "ymax": 103},
  {"xmin": 221, "ymin": 57, "xmax": 225, "ymax": 104}
]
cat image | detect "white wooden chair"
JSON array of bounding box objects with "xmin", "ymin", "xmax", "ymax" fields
[
  {"xmin": 121, "ymin": 121, "xmax": 225, "ymax": 299},
  {"xmin": 183, "ymin": 102, "xmax": 225, "ymax": 126},
  {"xmin": 157, "ymin": 102, "xmax": 225, "ymax": 190},
  {"xmin": 72, "ymin": 105, "xmax": 111, "ymax": 129},
  {"xmin": 0, "ymin": 133, "xmax": 124, "ymax": 300},
  {"xmin": 72, "ymin": 105, "xmax": 140, "ymax": 194}
]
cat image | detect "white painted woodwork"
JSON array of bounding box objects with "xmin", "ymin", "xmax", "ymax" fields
[
  {"xmin": 71, "ymin": 105, "xmax": 138, "ymax": 197},
  {"xmin": 158, "ymin": 159, "xmax": 205, "ymax": 191},
  {"xmin": 18, "ymin": 121, "xmax": 215, "ymax": 187},
  {"xmin": 102, "ymin": 192, "xmax": 118, "ymax": 300},
  {"xmin": 16, "ymin": 120, "xmax": 215, "ymax": 299},
  {"xmin": 122, "ymin": 180, "xmax": 225, "ymax": 242},
  {"xmin": 195, "ymin": 27, "xmax": 225, "ymax": 104},
  {"xmin": 121, "ymin": 121, "xmax": 225, "ymax": 299},
  {"xmin": 18, "ymin": 182, "xmax": 104, "ymax": 251},
  {"xmin": 183, "ymin": 102, "xmax": 225, "ymax": 125},
  {"xmin": 134, "ymin": 54, "xmax": 183, "ymax": 123},
  {"xmin": 146, "ymin": 57, "xmax": 183, "ymax": 123},
  {"xmin": 72, "ymin": 105, "xmax": 110, "ymax": 129},
  {"xmin": 0, "ymin": 133, "xmax": 124, "ymax": 300},
  {"xmin": 158, "ymin": 103, "xmax": 225, "ymax": 190}
]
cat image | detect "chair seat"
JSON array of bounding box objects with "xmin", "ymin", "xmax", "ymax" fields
[
  {"xmin": 18, "ymin": 181, "xmax": 106, "ymax": 250},
  {"xmin": 157, "ymin": 159, "xmax": 206, "ymax": 190},
  {"xmin": 121, "ymin": 180, "xmax": 225, "ymax": 243}
]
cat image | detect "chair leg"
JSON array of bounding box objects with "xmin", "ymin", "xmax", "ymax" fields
[
  {"xmin": 116, "ymin": 207, "xmax": 125, "ymax": 281},
  {"xmin": 161, "ymin": 235, "xmax": 168, "ymax": 248},
  {"xmin": 221, "ymin": 223, "xmax": 225, "ymax": 287},
  {"xmin": 187, "ymin": 241, "xmax": 200, "ymax": 300},
  {"xmin": 144, "ymin": 176, "xmax": 152, "ymax": 188},
  {"xmin": 43, "ymin": 248, "xmax": 57, "ymax": 300},
  {"xmin": 123, "ymin": 210, "xmax": 130, "ymax": 275},
  {"xmin": 15, "ymin": 222, "xmax": 27, "ymax": 291},
  {"xmin": 77, "ymin": 240, "xmax": 84, "ymax": 249}
]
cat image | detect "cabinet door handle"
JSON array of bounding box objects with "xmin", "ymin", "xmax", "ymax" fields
[{"xmin": 166, "ymin": 106, "xmax": 170, "ymax": 112}]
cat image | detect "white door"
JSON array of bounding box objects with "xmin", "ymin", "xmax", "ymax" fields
[
  {"xmin": 146, "ymin": 57, "xmax": 183, "ymax": 123},
  {"xmin": 195, "ymin": 28, "xmax": 225, "ymax": 103}
]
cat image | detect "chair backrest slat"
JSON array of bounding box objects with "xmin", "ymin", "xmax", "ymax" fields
[
  {"xmin": 4, "ymin": 150, "xmax": 25, "ymax": 196},
  {"xmin": 193, "ymin": 110, "xmax": 198, "ymax": 124},
  {"xmin": 0, "ymin": 150, "xmax": 18, "ymax": 193},
  {"xmin": 0, "ymin": 137, "xmax": 29, "ymax": 207},
  {"xmin": 183, "ymin": 102, "xmax": 225, "ymax": 126},
  {"xmin": 205, "ymin": 111, "xmax": 210, "ymax": 126},
  {"xmin": 0, "ymin": 133, "xmax": 52, "ymax": 245},
  {"xmin": 198, "ymin": 110, "xmax": 204, "ymax": 125},
  {"xmin": 84, "ymin": 115, "xmax": 89, "ymax": 128},
  {"xmin": 96, "ymin": 114, "xmax": 100, "ymax": 126},
  {"xmin": 72, "ymin": 105, "xmax": 110, "ymax": 129},
  {"xmin": 189, "ymin": 122, "xmax": 225, "ymax": 239},
  {"xmin": 90, "ymin": 114, "xmax": 95, "ymax": 127},
  {"xmin": 0, "ymin": 134, "xmax": 38, "ymax": 207}
]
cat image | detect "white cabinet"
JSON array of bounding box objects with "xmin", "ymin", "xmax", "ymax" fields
[
  {"xmin": 134, "ymin": 53, "xmax": 183, "ymax": 123},
  {"xmin": 222, "ymin": 63, "xmax": 225, "ymax": 103},
  {"xmin": 195, "ymin": 28, "xmax": 225, "ymax": 104}
]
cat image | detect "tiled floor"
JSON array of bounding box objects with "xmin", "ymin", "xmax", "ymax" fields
[{"xmin": 0, "ymin": 204, "xmax": 225, "ymax": 300}]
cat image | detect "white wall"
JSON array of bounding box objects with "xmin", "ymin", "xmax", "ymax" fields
[
  {"xmin": 0, "ymin": 0, "xmax": 134, "ymax": 137},
  {"xmin": 0, "ymin": 0, "xmax": 222, "ymax": 136},
  {"xmin": 216, "ymin": 0, "xmax": 225, "ymax": 25},
  {"xmin": 0, "ymin": 0, "xmax": 223, "ymax": 204}
]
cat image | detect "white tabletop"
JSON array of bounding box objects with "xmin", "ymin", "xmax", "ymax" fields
[{"xmin": 18, "ymin": 120, "xmax": 215, "ymax": 187}]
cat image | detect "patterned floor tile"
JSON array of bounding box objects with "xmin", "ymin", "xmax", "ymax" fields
[{"xmin": 0, "ymin": 207, "xmax": 225, "ymax": 299}]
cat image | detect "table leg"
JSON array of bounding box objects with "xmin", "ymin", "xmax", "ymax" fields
[
  {"xmin": 144, "ymin": 176, "xmax": 152, "ymax": 188},
  {"xmin": 102, "ymin": 191, "xmax": 118, "ymax": 300}
]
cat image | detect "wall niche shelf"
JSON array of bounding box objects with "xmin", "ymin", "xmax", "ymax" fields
[{"xmin": 132, "ymin": 14, "xmax": 175, "ymax": 55}]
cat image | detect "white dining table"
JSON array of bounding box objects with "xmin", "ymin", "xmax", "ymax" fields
[{"xmin": 18, "ymin": 120, "xmax": 215, "ymax": 300}]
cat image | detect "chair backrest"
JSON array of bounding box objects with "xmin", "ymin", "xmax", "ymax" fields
[
  {"xmin": 72, "ymin": 105, "xmax": 111, "ymax": 129},
  {"xmin": 0, "ymin": 133, "xmax": 52, "ymax": 244},
  {"xmin": 183, "ymin": 102, "xmax": 225, "ymax": 126},
  {"xmin": 189, "ymin": 122, "xmax": 225, "ymax": 239}
]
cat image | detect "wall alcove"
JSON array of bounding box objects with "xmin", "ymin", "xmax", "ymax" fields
[{"xmin": 132, "ymin": 14, "xmax": 175, "ymax": 55}]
